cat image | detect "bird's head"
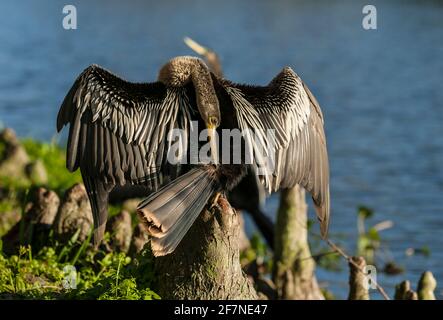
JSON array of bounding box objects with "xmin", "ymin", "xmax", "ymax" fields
[
  {"xmin": 158, "ymin": 56, "xmax": 220, "ymax": 163},
  {"xmin": 158, "ymin": 56, "xmax": 220, "ymax": 127}
]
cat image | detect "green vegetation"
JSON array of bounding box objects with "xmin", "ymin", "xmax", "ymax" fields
[
  {"xmin": 0, "ymin": 135, "xmax": 160, "ymax": 300},
  {"xmin": 21, "ymin": 139, "xmax": 82, "ymax": 193},
  {"xmin": 0, "ymin": 243, "xmax": 160, "ymax": 299}
]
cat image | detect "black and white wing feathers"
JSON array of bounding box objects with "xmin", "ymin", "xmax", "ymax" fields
[
  {"xmin": 57, "ymin": 64, "xmax": 193, "ymax": 188},
  {"xmin": 222, "ymin": 68, "xmax": 330, "ymax": 237}
]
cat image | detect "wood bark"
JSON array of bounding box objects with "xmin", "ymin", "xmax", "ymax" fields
[
  {"xmin": 347, "ymin": 256, "xmax": 369, "ymax": 300},
  {"xmin": 107, "ymin": 210, "xmax": 132, "ymax": 253},
  {"xmin": 272, "ymin": 186, "xmax": 324, "ymax": 300},
  {"xmin": 53, "ymin": 183, "xmax": 93, "ymax": 242},
  {"xmin": 154, "ymin": 196, "xmax": 258, "ymax": 299},
  {"xmin": 2, "ymin": 187, "xmax": 59, "ymax": 254},
  {"xmin": 417, "ymin": 271, "xmax": 437, "ymax": 300}
]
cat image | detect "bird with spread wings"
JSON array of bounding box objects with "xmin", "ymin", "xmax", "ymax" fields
[{"xmin": 57, "ymin": 56, "xmax": 329, "ymax": 256}]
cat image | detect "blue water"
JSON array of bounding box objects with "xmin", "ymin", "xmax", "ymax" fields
[{"xmin": 1, "ymin": 0, "xmax": 442, "ymax": 299}]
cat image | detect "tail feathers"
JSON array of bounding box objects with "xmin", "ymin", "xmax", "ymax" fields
[
  {"xmin": 137, "ymin": 167, "xmax": 216, "ymax": 256},
  {"xmin": 137, "ymin": 168, "xmax": 207, "ymax": 226}
]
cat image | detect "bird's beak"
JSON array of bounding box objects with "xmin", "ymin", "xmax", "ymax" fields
[{"xmin": 207, "ymin": 123, "xmax": 218, "ymax": 165}]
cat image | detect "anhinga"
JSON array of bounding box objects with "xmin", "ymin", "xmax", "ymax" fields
[
  {"xmin": 57, "ymin": 56, "xmax": 330, "ymax": 257},
  {"xmin": 184, "ymin": 37, "xmax": 274, "ymax": 248},
  {"xmin": 137, "ymin": 65, "xmax": 330, "ymax": 256}
]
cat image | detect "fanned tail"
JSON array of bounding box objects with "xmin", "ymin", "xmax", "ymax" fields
[{"xmin": 137, "ymin": 167, "xmax": 217, "ymax": 256}]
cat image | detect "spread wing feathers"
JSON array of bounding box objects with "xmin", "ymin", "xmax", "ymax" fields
[
  {"xmin": 57, "ymin": 64, "xmax": 193, "ymax": 187},
  {"xmin": 223, "ymin": 67, "xmax": 330, "ymax": 237}
]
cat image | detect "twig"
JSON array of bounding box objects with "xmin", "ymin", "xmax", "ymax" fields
[
  {"xmin": 326, "ymin": 239, "xmax": 391, "ymax": 300},
  {"xmin": 300, "ymin": 250, "xmax": 338, "ymax": 262}
]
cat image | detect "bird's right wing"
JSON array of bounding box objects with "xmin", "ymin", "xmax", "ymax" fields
[{"xmin": 57, "ymin": 64, "xmax": 194, "ymax": 189}]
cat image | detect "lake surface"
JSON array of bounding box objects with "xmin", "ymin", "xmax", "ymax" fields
[{"xmin": 0, "ymin": 0, "xmax": 442, "ymax": 299}]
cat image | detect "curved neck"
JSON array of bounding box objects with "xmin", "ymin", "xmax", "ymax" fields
[
  {"xmin": 158, "ymin": 56, "xmax": 220, "ymax": 164},
  {"xmin": 158, "ymin": 56, "xmax": 219, "ymax": 120},
  {"xmin": 158, "ymin": 56, "xmax": 214, "ymax": 95}
]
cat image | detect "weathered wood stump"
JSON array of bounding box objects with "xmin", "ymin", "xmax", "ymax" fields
[
  {"xmin": 154, "ymin": 195, "xmax": 258, "ymax": 299},
  {"xmin": 395, "ymin": 280, "xmax": 411, "ymax": 300},
  {"xmin": 107, "ymin": 210, "xmax": 132, "ymax": 253},
  {"xmin": 348, "ymin": 256, "xmax": 369, "ymax": 300},
  {"xmin": 129, "ymin": 223, "xmax": 150, "ymax": 256},
  {"xmin": 53, "ymin": 183, "xmax": 93, "ymax": 242},
  {"xmin": 417, "ymin": 271, "xmax": 437, "ymax": 300},
  {"xmin": 273, "ymin": 186, "xmax": 324, "ymax": 300},
  {"xmin": 0, "ymin": 128, "xmax": 30, "ymax": 180},
  {"xmin": 2, "ymin": 187, "xmax": 59, "ymax": 254},
  {"xmin": 395, "ymin": 280, "xmax": 420, "ymax": 300}
]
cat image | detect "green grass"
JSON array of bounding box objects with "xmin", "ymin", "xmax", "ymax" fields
[
  {"xmin": 0, "ymin": 242, "xmax": 160, "ymax": 300},
  {"xmin": 0, "ymin": 137, "xmax": 160, "ymax": 300}
]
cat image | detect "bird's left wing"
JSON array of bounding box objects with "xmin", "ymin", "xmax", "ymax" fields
[
  {"xmin": 221, "ymin": 67, "xmax": 330, "ymax": 237},
  {"xmin": 57, "ymin": 64, "xmax": 194, "ymax": 188},
  {"xmin": 57, "ymin": 65, "xmax": 195, "ymax": 244}
]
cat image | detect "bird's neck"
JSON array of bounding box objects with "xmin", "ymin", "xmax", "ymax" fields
[
  {"xmin": 158, "ymin": 56, "xmax": 219, "ymax": 125},
  {"xmin": 158, "ymin": 56, "xmax": 213, "ymax": 93}
]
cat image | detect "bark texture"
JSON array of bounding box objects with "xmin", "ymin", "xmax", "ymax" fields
[
  {"xmin": 129, "ymin": 223, "xmax": 150, "ymax": 256},
  {"xmin": 417, "ymin": 271, "xmax": 437, "ymax": 300},
  {"xmin": 347, "ymin": 256, "xmax": 369, "ymax": 300},
  {"xmin": 107, "ymin": 210, "xmax": 132, "ymax": 253},
  {"xmin": 154, "ymin": 196, "xmax": 257, "ymax": 299},
  {"xmin": 272, "ymin": 186, "xmax": 324, "ymax": 300},
  {"xmin": 0, "ymin": 128, "xmax": 30, "ymax": 179},
  {"xmin": 2, "ymin": 187, "xmax": 60, "ymax": 254},
  {"xmin": 53, "ymin": 183, "xmax": 93, "ymax": 242},
  {"xmin": 394, "ymin": 280, "xmax": 417, "ymax": 300}
]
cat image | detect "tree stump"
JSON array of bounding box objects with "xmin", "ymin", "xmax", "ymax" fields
[
  {"xmin": 53, "ymin": 183, "xmax": 93, "ymax": 242},
  {"xmin": 0, "ymin": 128, "xmax": 30, "ymax": 180},
  {"xmin": 273, "ymin": 186, "xmax": 324, "ymax": 300},
  {"xmin": 129, "ymin": 223, "xmax": 150, "ymax": 256},
  {"xmin": 2, "ymin": 187, "xmax": 59, "ymax": 254},
  {"xmin": 417, "ymin": 271, "xmax": 437, "ymax": 300},
  {"xmin": 348, "ymin": 256, "xmax": 369, "ymax": 300},
  {"xmin": 154, "ymin": 195, "xmax": 258, "ymax": 299},
  {"xmin": 395, "ymin": 280, "xmax": 411, "ymax": 300},
  {"xmin": 405, "ymin": 290, "xmax": 418, "ymax": 300},
  {"xmin": 107, "ymin": 210, "xmax": 132, "ymax": 253}
]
